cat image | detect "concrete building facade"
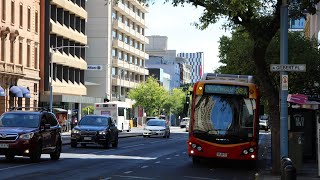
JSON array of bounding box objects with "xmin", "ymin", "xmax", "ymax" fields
[
  {"xmin": 177, "ymin": 52, "xmax": 204, "ymax": 84},
  {"xmin": 86, "ymin": 0, "xmax": 149, "ymax": 104},
  {"xmin": 146, "ymin": 35, "xmax": 182, "ymax": 90},
  {"xmin": 0, "ymin": 0, "xmax": 40, "ymax": 114},
  {"xmin": 40, "ymin": 0, "xmax": 102, "ymax": 119}
]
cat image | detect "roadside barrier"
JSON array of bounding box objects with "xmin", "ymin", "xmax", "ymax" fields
[{"xmin": 281, "ymin": 157, "xmax": 296, "ymax": 180}]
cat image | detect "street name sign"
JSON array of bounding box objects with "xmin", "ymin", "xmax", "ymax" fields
[{"xmin": 270, "ymin": 64, "xmax": 306, "ymax": 72}]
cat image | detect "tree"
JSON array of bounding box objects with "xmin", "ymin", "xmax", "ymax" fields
[
  {"xmin": 141, "ymin": 0, "xmax": 319, "ymax": 173},
  {"xmin": 163, "ymin": 88, "xmax": 186, "ymax": 116},
  {"xmin": 217, "ymin": 30, "xmax": 320, "ymax": 95},
  {"xmin": 82, "ymin": 106, "xmax": 94, "ymax": 115},
  {"xmin": 128, "ymin": 76, "xmax": 169, "ymax": 116}
]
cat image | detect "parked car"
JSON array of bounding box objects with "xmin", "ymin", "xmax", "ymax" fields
[
  {"xmin": 259, "ymin": 115, "xmax": 270, "ymax": 131},
  {"xmin": 71, "ymin": 115, "xmax": 118, "ymax": 148},
  {"xmin": 143, "ymin": 119, "xmax": 170, "ymax": 138},
  {"xmin": 180, "ymin": 117, "xmax": 190, "ymax": 128},
  {"xmin": 0, "ymin": 108, "xmax": 62, "ymax": 162},
  {"xmin": 185, "ymin": 121, "xmax": 190, "ymax": 132}
]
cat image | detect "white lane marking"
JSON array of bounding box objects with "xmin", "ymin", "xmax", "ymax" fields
[
  {"xmin": 166, "ymin": 157, "xmax": 171, "ymax": 160},
  {"xmin": 113, "ymin": 175, "xmax": 153, "ymax": 179},
  {"xmin": 121, "ymin": 144, "xmax": 145, "ymax": 148},
  {"xmin": 100, "ymin": 177, "xmax": 112, "ymax": 180},
  {"xmin": 0, "ymin": 164, "xmax": 34, "ymax": 171},
  {"xmin": 124, "ymin": 171, "xmax": 133, "ymax": 174},
  {"xmin": 155, "ymin": 161, "xmax": 161, "ymax": 164},
  {"xmin": 141, "ymin": 165, "xmax": 149, "ymax": 169},
  {"xmin": 184, "ymin": 176, "xmax": 218, "ymax": 180},
  {"xmin": 183, "ymin": 152, "xmax": 187, "ymax": 154},
  {"xmin": 175, "ymin": 154, "xmax": 180, "ymax": 157}
]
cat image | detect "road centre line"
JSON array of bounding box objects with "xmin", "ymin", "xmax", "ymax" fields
[
  {"xmin": 141, "ymin": 165, "xmax": 149, "ymax": 168},
  {"xmin": 113, "ymin": 175, "xmax": 154, "ymax": 179},
  {"xmin": 184, "ymin": 176, "xmax": 218, "ymax": 180},
  {"xmin": 124, "ymin": 171, "xmax": 133, "ymax": 174}
]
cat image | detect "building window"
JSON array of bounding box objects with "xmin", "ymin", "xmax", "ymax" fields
[
  {"xmin": 19, "ymin": 3, "xmax": 23, "ymax": 27},
  {"xmin": 35, "ymin": 11, "xmax": 38, "ymax": 33},
  {"xmin": 10, "ymin": 40, "xmax": 14, "ymax": 63},
  {"xmin": 112, "ymin": 48, "xmax": 116, "ymax": 57},
  {"xmin": 1, "ymin": 38, "xmax": 5, "ymax": 61},
  {"xmin": 11, "ymin": 0, "xmax": 14, "ymax": 24},
  {"xmin": 27, "ymin": 41, "xmax": 30, "ymax": 67},
  {"xmin": 34, "ymin": 44, "xmax": 38, "ymax": 69},
  {"xmin": 34, "ymin": 83, "xmax": 37, "ymax": 93},
  {"xmin": 1, "ymin": 0, "xmax": 6, "ymax": 21},
  {"xmin": 27, "ymin": 7, "xmax": 31, "ymax": 31},
  {"xmin": 19, "ymin": 40, "xmax": 23, "ymax": 64}
]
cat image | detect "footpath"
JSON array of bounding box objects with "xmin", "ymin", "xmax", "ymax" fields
[{"xmin": 258, "ymin": 131, "xmax": 319, "ymax": 179}]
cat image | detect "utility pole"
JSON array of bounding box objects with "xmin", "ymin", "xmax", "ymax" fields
[{"xmin": 280, "ymin": 0, "xmax": 289, "ymax": 158}]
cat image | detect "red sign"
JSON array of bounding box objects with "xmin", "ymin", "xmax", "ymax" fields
[{"xmin": 287, "ymin": 94, "xmax": 308, "ymax": 104}]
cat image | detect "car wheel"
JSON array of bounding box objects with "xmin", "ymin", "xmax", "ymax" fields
[
  {"xmin": 127, "ymin": 125, "xmax": 131, "ymax": 132},
  {"xmin": 71, "ymin": 140, "xmax": 77, "ymax": 148},
  {"xmin": 112, "ymin": 136, "xmax": 118, "ymax": 148},
  {"xmin": 50, "ymin": 141, "xmax": 61, "ymax": 160},
  {"xmin": 30, "ymin": 143, "xmax": 42, "ymax": 163},
  {"xmin": 103, "ymin": 138, "xmax": 110, "ymax": 149},
  {"xmin": 5, "ymin": 153, "xmax": 15, "ymax": 161}
]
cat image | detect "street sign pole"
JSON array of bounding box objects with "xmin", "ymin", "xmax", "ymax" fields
[{"xmin": 280, "ymin": 0, "xmax": 288, "ymax": 159}]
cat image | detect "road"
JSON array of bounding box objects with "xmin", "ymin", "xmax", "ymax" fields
[{"xmin": 0, "ymin": 128, "xmax": 271, "ymax": 180}]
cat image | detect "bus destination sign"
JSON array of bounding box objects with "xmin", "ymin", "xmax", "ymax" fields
[{"xmin": 204, "ymin": 84, "xmax": 248, "ymax": 96}]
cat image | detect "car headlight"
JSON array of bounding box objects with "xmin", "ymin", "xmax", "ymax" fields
[
  {"xmin": 72, "ymin": 129, "xmax": 80, "ymax": 134},
  {"xmin": 99, "ymin": 131, "xmax": 106, "ymax": 135},
  {"xmin": 20, "ymin": 132, "xmax": 34, "ymax": 140}
]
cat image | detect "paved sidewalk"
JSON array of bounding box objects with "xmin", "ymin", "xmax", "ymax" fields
[{"xmin": 61, "ymin": 126, "xmax": 183, "ymax": 145}]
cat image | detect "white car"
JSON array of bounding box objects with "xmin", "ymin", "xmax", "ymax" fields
[
  {"xmin": 180, "ymin": 117, "xmax": 190, "ymax": 128},
  {"xmin": 259, "ymin": 119, "xmax": 269, "ymax": 131},
  {"xmin": 143, "ymin": 119, "xmax": 170, "ymax": 138}
]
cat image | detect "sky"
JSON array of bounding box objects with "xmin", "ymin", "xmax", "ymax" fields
[{"xmin": 145, "ymin": 2, "xmax": 231, "ymax": 73}]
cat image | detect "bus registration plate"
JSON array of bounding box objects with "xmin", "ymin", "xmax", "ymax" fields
[{"xmin": 216, "ymin": 152, "xmax": 228, "ymax": 157}]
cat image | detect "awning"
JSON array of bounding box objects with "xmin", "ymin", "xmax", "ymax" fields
[
  {"xmin": 9, "ymin": 86, "xmax": 23, "ymax": 97},
  {"xmin": 18, "ymin": 86, "xmax": 31, "ymax": 98},
  {"xmin": 0, "ymin": 86, "xmax": 5, "ymax": 96}
]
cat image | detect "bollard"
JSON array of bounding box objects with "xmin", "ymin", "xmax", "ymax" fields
[
  {"xmin": 284, "ymin": 164, "xmax": 297, "ymax": 180},
  {"xmin": 281, "ymin": 157, "xmax": 292, "ymax": 180}
]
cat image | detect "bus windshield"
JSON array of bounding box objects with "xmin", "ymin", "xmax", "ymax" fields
[{"xmin": 193, "ymin": 95, "xmax": 256, "ymax": 141}]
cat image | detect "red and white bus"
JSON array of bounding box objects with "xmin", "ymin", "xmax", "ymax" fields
[{"xmin": 188, "ymin": 73, "xmax": 260, "ymax": 164}]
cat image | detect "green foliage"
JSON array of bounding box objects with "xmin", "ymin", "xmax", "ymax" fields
[
  {"xmin": 217, "ymin": 30, "xmax": 320, "ymax": 96},
  {"xmin": 163, "ymin": 88, "xmax": 186, "ymax": 115},
  {"xmin": 128, "ymin": 76, "xmax": 169, "ymax": 116},
  {"xmin": 82, "ymin": 106, "xmax": 94, "ymax": 115}
]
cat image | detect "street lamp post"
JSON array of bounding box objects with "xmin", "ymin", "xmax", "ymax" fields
[{"xmin": 49, "ymin": 45, "xmax": 89, "ymax": 112}]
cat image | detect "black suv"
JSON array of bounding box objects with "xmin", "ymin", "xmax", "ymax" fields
[
  {"xmin": 0, "ymin": 108, "xmax": 62, "ymax": 162},
  {"xmin": 71, "ymin": 115, "xmax": 118, "ymax": 148}
]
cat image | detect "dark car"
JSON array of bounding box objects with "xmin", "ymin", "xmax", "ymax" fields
[
  {"xmin": 0, "ymin": 108, "xmax": 62, "ymax": 162},
  {"xmin": 71, "ymin": 115, "xmax": 118, "ymax": 148}
]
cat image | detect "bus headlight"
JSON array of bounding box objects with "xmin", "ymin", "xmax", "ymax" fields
[
  {"xmin": 243, "ymin": 150, "xmax": 249, "ymax": 155},
  {"xmin": 196, "ymin": 146, "xmax": 202, "ymax": 151},
  {"xmin": 249, "ymin": 148, "xmax": 254, "ymax": 153}
]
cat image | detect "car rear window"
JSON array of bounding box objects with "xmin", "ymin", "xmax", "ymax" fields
[{"xmin": 0, "ymin": 113, "xmax": 39, "ymax": 128}]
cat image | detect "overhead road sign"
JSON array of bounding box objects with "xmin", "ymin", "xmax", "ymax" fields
[{"xmin": 270, "ymin": 64, "xmax": 306, "ymax": 72}]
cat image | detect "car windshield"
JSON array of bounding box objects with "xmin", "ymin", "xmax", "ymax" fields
[
  {"xmin": 147, "ymin": 120, "xmax": 165, "ymax": 126},
  {"xmin": 193, "ymin": 95, "xmax": 256, "ymax": 139},
  {"xmin": 79, "ymin": 116, "xmax": 109, "ymax": 126},
  {"xmin": 0, "ymin": 113, "xmax": 39, "ymax": 128}
]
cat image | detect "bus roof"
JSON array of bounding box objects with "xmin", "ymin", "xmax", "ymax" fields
[{"xmin": 201, "ymin": 73, "xmax": 254, "ymax": 83}]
